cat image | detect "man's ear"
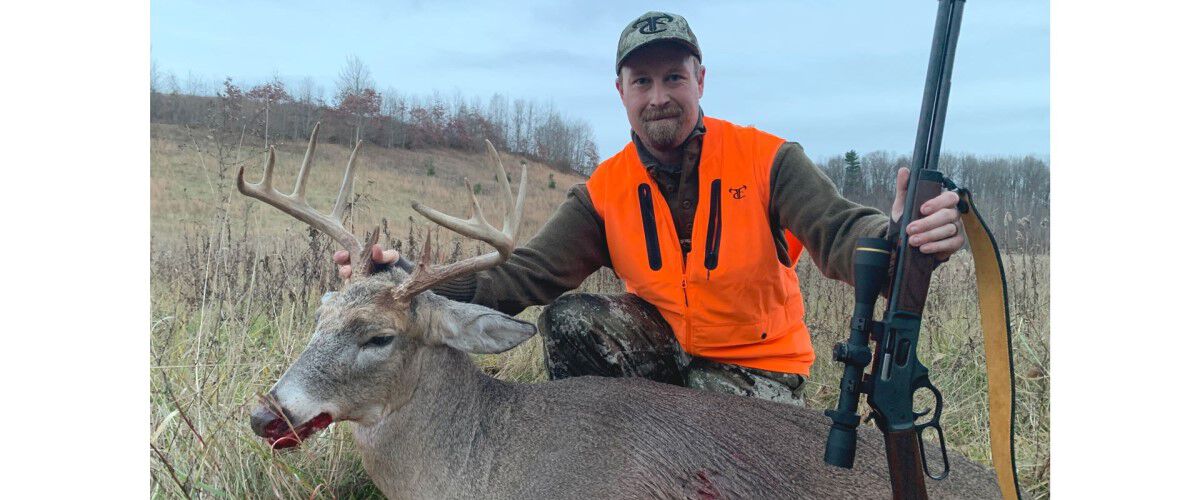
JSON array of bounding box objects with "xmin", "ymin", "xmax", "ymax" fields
[
  {"xmin": 417, "ymin": 294, "xmax": 536, "ymax": 354},
  {"xmin": 696, "ymin": 64, "xmax": 706, "ymax": 98},
  {"xmin": 615, "ymin": 75, "xmax": 624, "ymax": 98}
]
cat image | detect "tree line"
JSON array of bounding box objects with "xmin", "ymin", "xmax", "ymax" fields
[
  {"xmin": 150, "ymin": 58, "xmax": 1048, "ymax": 251},
  {"xmin": 821, "ymin": 150, "xmax": 1050, "ymax": 251},
  {"xmin": 151, "ymin": 56, "xmax": 600, "ymax": 175}
]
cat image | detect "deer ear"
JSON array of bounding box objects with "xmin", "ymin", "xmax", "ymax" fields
[{"xmin": 420, "ymin": 296, "xmax": 536, "ymax": 354}]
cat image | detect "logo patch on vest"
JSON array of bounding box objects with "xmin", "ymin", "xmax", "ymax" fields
[{"xmin": 728, "ymin": 185, "xmax": 748, "ymax": 200}]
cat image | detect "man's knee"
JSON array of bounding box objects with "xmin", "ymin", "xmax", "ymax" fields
[
  {"xmin": 538, "ymin": 293, "xmax": 609, "ymax": 342},
  {"xmin": 538, "ymin": 293, "xmax": 686, "ymax": 384}
]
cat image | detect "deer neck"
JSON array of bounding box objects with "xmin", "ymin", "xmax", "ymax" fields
[{"xmin": 349, "ymin": 344, "xmax": 512, "ymax": 495}]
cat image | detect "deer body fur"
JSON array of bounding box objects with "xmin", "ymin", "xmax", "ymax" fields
[{"xmin": 347, "ymin": 326, "xmax": 998, "ymax": 499}]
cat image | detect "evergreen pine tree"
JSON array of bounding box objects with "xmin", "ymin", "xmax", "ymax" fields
[{"xmin": 841, "ymin": 150, "xmax": 864, "ymax": 201}]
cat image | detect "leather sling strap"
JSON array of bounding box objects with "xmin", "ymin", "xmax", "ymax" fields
[{"xmin": 957, "ymin": 188, "xmax": 1022, "ymax": 500}]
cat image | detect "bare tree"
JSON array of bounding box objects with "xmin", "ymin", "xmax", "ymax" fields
[
  {"xmin": 151, "ymin": 59, "xmax": 161, "ymax": 93},
  {"xmin": 381, "ymin": 87, "xmax": 407, "ymax": 148},
  {"xmin": 184, "ymin": 71, "xmax": 208, "ymax": 96},
  {"xmin": 248, "ymin": 78, "xmax": 291, "ymax": 148},
  {"xmin": 335, "ymin": 56, "xmax": 380, "ymax": 143},
  {"xmin": 336, "ymin": 55, "xmax": 375, "ymax": 97}
]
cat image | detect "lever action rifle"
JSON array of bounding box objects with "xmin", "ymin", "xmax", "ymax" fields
[{"xmin": 823, "ymin": 1, "xmax": 1023, "ymax": 499}]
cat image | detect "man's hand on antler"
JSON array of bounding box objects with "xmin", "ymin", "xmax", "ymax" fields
[{"xmin": 335, "ymin": 245, "xmax": 399, "ymax": 280}]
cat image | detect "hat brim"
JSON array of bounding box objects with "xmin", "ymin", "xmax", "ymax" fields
[{"xmin": 616, "ymin": 39, "xmax": 702, "ymax": 74}]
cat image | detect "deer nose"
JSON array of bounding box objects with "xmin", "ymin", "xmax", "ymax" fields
[{"xmin": 250, "ymin": 399, "xmax": 292, "ymax": 437}]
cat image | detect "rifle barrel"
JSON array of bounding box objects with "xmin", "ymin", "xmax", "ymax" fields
[{"xmin": 888, "ymin": 0, "xmax": 966, "ymax": 313}]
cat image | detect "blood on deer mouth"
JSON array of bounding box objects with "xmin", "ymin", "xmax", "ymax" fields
[{"xmin": 261, "ymin": 412, "xmax": 333, "ymax": 450}]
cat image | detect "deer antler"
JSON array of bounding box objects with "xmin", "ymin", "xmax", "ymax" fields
[
  {"xmin": 237, "ymin": 123, "xmax": 376, "ymax": 278},
  {"xmin": 394, "ymin": 140, "xmax": 527, "ymax": 303}
]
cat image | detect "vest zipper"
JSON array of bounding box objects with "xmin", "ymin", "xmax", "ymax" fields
[
  {"xmin": 704, "ymin": 178, "xmax": 722, "ymax": 279},
  {"xmin": 681, "ymin": 263, "xmax": 689, "ymax": 306},
  {"xmin": 636, "ymin": 183, "xmax": 663, "ymax": 271},
  {"xmin": 682, "ymin": 249, "xmax": 690, "ymax": 349}
]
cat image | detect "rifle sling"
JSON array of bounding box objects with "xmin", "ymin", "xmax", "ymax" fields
[{"xmin": 958, "ymin": 188, "xmax": 1022, "ymax": 500}]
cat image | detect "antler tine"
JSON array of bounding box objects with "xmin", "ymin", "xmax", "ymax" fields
[
  {"xmin": 509, "ymin": 161, "xmax": 528, "ymax": 238},
  {"xmin": 332, "ymin": 140, "xmax": 363, "ymax": 222},
  {"xmin": 292, "ymin": 123, "xmax": 321, "ymax": 201},
  {"xmin": 236, "ymin": 123, "xmax": 367, "ymax": 275},
  {"xmin": 262, "ymin": 146, "xmax": 277, "ymax": 190},
  {"xmin": 485, "ymin": 140, "xmax": 528, "ymax": 237},
  {"xmin": 487, "ymin": 141, "xmax": 514, "ymax": 231},
  {"xmin": 353, "ymin": 226, "xmax": 381, "ymax": 278},
  {"xmin": 395, "ymin": 143, "xmax": 529, "ymax": 302}
]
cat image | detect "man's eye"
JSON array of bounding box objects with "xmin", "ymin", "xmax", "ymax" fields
[{"xmin": 364, "ymin": 335, "xmax": 396, "ymax": 348}]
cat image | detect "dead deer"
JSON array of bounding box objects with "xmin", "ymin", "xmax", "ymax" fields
[{"xmin": 243, "ymin": 125, "xmax": 1000, "ymax": 499}]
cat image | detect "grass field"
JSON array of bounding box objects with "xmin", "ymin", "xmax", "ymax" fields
[{"xmin": 149, "ymin": 124, "xmax": 1049, "ymax": 499}]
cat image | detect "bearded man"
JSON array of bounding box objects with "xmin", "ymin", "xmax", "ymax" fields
[{"xmin": 336, "ymin": 11, "xmax": 964, "ymax": 407}]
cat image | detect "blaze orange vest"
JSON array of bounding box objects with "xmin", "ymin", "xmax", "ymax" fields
[{"xmin": 587, "ymin": 117, "xmax": 814, "ymax": 375}]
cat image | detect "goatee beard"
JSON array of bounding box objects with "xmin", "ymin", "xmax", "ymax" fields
[{"xmin": 640, "ymin": 104, "xmax": 684, "ymax": 150}]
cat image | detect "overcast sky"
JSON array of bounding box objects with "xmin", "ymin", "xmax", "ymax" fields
[{"xmin": 151, "ymin": 0, "xmax": 1048, "ymax": 162}]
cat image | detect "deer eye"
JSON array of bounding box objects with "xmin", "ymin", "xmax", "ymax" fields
[{"xmin": 364, "ymin": 335, "xmax": 396, "ymax": 348}]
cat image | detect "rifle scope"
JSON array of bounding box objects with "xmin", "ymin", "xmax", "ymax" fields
[{"xmin": 824, "ymin": 237, "xmax": 891, "ymax": 468}]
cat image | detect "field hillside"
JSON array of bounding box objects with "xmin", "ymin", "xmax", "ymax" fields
[
  {"xmin": 150, "ymin": 123, "xmax": 1049, "ymax": 499},
  {"xmin": 151, "ymin": 123, "xmax": 580, "ymax": 247}
]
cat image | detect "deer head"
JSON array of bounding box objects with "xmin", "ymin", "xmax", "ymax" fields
[{"xmin": 242, "ymin": 124, "xmax": 533, "ymax": 449}]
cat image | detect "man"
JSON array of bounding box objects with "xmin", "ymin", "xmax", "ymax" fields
[{"xmin": 336, "ymin": 11, "xmax": 964, "ymax": 407}]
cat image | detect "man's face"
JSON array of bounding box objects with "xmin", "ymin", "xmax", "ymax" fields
[{"xmin": 616, "ymin": 43, "xmax": 705, "ymax": 152}]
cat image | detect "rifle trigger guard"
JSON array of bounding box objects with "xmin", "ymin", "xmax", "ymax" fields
[
  {"xmin": 916, "ymin": 419, "xmax": 951, "ymax": 481},
  {"xmin": 912, "ymin": 376, "xmax": 949, "ymax": 480}
]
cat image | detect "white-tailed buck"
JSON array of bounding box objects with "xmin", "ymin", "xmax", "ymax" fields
[{"xmin": 244, "ymin": 125, "xmax": 999, "ymax": 499}]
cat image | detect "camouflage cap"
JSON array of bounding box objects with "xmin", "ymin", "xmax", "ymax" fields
[{"xmin": 615, "ymin": 11, "xmax": 701, "ymax": 74}]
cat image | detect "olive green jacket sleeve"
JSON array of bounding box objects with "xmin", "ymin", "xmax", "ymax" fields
[
  {"xmin": 431, "ymin": 183, "xmax": 611, "ymax": 315},
  {"xmin": 767, "ymin": 142, "xmax": 890, "ymax": 284}
]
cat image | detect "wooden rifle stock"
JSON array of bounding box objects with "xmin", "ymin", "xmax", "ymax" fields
[
  {"xmin": 884, "ymin": 429, "xmax": 929, "ymax": 500},
  {"xmin": 892, "ymin": 175, "xmax": 947, "ymax": 316}
]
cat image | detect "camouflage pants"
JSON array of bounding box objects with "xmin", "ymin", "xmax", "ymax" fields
[{"xmin": 537, "ymin": 293, "xmax": 806, "ymax": 407}]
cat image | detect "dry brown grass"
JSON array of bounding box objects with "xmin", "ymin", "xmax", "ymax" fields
[{"xmin": 150, "ymin": 124, "xmax": 1048, "ymax": 499}]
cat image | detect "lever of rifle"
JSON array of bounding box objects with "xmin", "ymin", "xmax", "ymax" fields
[{"xmin": 912, "ymin": 375, "xmax": 950, "ymax": 480}]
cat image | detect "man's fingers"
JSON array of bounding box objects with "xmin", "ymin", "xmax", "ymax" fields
[
  {"xmin": 920, "ymin": 190, "xmax": 961, "ymax": 215},
  {"xmin": 919, "ymin": 233, "xmax": 964, "ymax": 256},
  {"xmin": 368, "ymin": 244, "xmax": 400, "ymax": 264},
  {"xmin": 909, "ymin": 221, "xmax": 959, "ymax": 247},
  {"xmin": 891, "ymin": 168, "xmax": 910, "ymax": 221},
  {"xmin": 333, "ymin": 249, "xmax": 350, "ymax": 265},
  {"xmin": 907, "ymin": 207, "xmax": 959, "ymax": 235},
  {"xmin": 338, "ymin": 265, "xmax": 352, "ymax": 280},
  {"xmin": 895, "ymin": 167, "xmax": 910, "ymax": 193}
]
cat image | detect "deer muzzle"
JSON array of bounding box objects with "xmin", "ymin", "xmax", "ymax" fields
[{"xmin": 250, "ymin": 397, "xmax": 333, "ymax": 450}]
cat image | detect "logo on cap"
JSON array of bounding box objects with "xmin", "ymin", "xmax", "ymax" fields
[{"xmin": 634, "ymin": 14, "xmax": 674, "ymax": 34}]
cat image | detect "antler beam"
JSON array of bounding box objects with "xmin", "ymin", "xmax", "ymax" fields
[
  {"xmin": 237, "ymin": 123, "xmax": 372, "ymax": 277},
  {"xmin": 394, "ymin": 140, "xmax": 527, "ymax": 302}
]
